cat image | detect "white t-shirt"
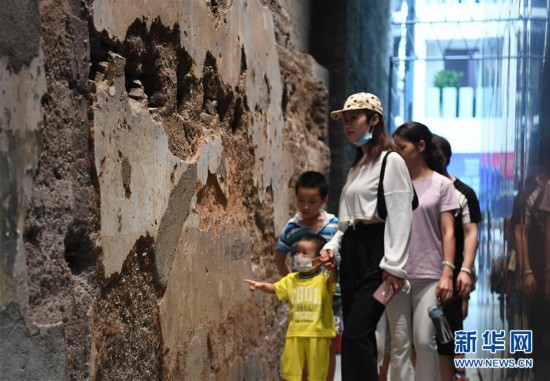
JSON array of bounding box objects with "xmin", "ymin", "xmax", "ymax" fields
[{"xmin": 324, "ymin": 151, "xmax": 414, "ymax": 278}]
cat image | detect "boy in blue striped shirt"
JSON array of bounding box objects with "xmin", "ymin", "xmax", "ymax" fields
[{"xmin": 274, "ymin": 171, "xmax": 339, "ymax": 381}]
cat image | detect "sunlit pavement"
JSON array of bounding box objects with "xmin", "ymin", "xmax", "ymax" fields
[{"xmin": 335, "ymin": 354, "xmax": 341, "ymax": 381}]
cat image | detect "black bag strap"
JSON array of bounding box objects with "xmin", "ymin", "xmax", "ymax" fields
[
  {"xmin": 377, "ymin": 152, "xmax": 392, "ymax": 220},
  {"xmin": 377, "ymin": 151, "xmax": 419, "ymax": 220}
]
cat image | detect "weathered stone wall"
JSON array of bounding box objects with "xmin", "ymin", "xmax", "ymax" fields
[
  {"xmin": 279, "ymin": 0, "xmax": 311, "ymax": 53},
  {"xmin": 1, "ymin": 0, "xmax": 330, "ymax": 379}
]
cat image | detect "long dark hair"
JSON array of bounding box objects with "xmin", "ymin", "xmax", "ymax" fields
[
  {"xmin": 393, "ymin": 121, "xmax": 438, "ymax": 170},
  {"xmin": 351, "ymin": 110, "xmax": 398, "ymax": 167},
  {"xmin": 432, "ymin": 134, "xmax": 452, "ymax": 177}
]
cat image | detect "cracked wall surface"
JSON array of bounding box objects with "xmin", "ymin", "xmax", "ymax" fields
[{"xmin": 1, "ymin": 0, "xmax": 331, "ymax": 379}]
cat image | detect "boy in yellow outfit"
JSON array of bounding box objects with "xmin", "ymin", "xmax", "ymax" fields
[{"xmin": 244, "ymin": 234, "xmax": 336, "ymax": 381}]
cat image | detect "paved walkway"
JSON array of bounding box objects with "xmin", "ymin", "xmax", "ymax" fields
[{"xmin": 334, "ymin": 354, "xmax": 341, "ymax": 381}]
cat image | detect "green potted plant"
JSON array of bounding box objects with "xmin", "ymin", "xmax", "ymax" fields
[{"xmin": 434, "ymin": 69, "xmax": 463, "ymax": 116}]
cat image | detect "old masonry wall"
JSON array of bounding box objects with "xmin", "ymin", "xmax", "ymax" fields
[{"xmin": 0, "ymin": 0, "xmax": 330, "ymax": 379}]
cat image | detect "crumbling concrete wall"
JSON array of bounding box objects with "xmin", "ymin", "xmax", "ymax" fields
[
  {"xmin": 1, "ymin": 0, "xmax": 330, "ymax": 379},
  {"xmin": 279, "ymin": 0, "xmax": 311, "ymax": 53}
]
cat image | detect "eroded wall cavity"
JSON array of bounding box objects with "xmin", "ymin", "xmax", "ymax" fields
[{"xmin": 2, "ymin": 0, "xmax": 331, "ymax": 379}]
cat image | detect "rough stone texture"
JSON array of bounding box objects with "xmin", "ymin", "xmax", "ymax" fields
[
  {"xmin": 0, "ymin": 0, "xmax": 41, "ymax": 72},
  {"xmin": 92, "ymin": 235, "xmax": 163, "ymax": 380},
  {"xmin": 0, "ymin": 303, "xmax": 66, "ymax": 380},
  {"xmin": 0, "ymin": 0, "xmax": 397, "ymax": 376},
  {"xmin": 0, "ymin": 0, "xmax": 73, "ymax": 379},
  {"xmin": 279, "ymin": 0, "xmax": 311, "ymax": 53},
  {"xmin": 1, "ymin": 0, "xmax": 332, "ymax": 380},
  {"xmin": 0, "ymin": 40, "xmax": 45, "ymax": 308}
]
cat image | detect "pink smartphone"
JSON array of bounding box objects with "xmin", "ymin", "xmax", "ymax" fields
[{"xmin": 373, "ymin": 279, "xmax": 395, "ymax": 305}]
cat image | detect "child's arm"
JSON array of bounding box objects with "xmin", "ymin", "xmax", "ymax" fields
[
  {"xmin": 325, "ymin": 266, "xmax": 337, "ymax": 284},
  {"xmin": 274, "ymin": 249, "xmax": 290, "ymax": 276},
  {"xmin": 321, "ymin": 230, "xmax": 344, "ymax": 268},
  {"xmin": 244, "ymin": 279, "xmax": 276, "ymax": 294}
]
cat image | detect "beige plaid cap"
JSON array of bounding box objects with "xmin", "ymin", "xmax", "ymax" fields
[{"xmin": 330, "ymin": 92, "xmax": 383, "ymax": 120}]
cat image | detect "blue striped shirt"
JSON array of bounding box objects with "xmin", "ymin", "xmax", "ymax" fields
[{"xmin": 276, "ymin": 210, "xmax": 339, "ymax": 256}]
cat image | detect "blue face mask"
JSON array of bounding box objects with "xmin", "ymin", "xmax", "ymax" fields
[{"xmin": 353, "ymin": 118, "xmax": 374, "ymax": 147}]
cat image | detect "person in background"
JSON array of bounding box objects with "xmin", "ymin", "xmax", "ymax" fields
[
  {"xmin": 432, "ymin": 134, "xmax": 482, "ymax": 381},
  {"xmin": 245, "ymin": 234, "xmax": 336, "ymax": 381},
  {"xmin": 274, "ymin": 171, "xmax": 339, "ymax": 380},
  {"xmin": 387, "ymin": 122, "xmax": 458, "ymax": 381},
  {"xmin": 515, "ymin": 166, "xmax": 548, "ymax": 302},
  {"xmin": 320, "ymin": 92, "xmax": 415, "ymax": 380},
  {"xmin": 526, "ymin": 169, "xmax": 550, "ymax": 380}
]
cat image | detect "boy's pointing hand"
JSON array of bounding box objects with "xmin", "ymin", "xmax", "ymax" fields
[{"xmin": 243, "ymin": 279, "xmax": 258, "ymax": 291}]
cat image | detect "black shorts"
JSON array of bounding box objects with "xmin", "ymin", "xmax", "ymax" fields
[
  {"xmin": 436, "ymin": 294, "xmax": 464, "ymax": 356},
  {"xmin": 332, "ymin": 294, "xmax": 343, "ymax": 333}
]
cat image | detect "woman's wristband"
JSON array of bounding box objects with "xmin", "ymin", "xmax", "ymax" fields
[
  {"xmin": 442, "ymin": 260, "xmax": 455, "ymax": 270},
  {"xmin": 460, "ymin": 267, "xmax": 472, "ymax": 276},
  {"xmin": 523, "ymin": 269, "xmax": 533, "ymax": 276}
]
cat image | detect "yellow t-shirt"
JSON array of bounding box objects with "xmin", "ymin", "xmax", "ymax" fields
[{"xmin": 274, "ymin": 271, "xmax": 336, "ymax": 338}]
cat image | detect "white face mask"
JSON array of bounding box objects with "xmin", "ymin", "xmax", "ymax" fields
[{"xmin": 294, "ymin": 256, "xmax": 319, "ymax": 273}]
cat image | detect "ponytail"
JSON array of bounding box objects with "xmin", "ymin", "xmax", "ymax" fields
[{"xmin": 393, "ymin": 121, "xmax": 435, "ymax": 169}]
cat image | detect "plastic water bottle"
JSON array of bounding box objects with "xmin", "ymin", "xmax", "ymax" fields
[
  {"xmin": 401, "ymin": 280, "xmax": 411, "ymax": 294},
  {"xmin": 428, "ymin": 304, "xmax": 454, "ymax": 344}
]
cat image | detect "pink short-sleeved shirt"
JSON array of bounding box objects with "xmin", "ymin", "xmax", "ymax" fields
[{"xmin": 404, "ymin": 172, "xmax": 458, "ymax": 279}]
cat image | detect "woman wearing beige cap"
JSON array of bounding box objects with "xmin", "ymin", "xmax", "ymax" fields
[{"xmin": 320, "ymin": 92, "xmax": 415, "ymax": 380}]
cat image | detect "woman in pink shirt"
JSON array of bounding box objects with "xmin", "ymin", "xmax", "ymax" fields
[{"xmin": 386, "ymin": 121, "xmax": 458, "ymax": 381}]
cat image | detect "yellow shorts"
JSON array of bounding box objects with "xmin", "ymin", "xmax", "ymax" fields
[{"xmin": 281, "ymin": 337, "xmax": 331, "ymax": 381}]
